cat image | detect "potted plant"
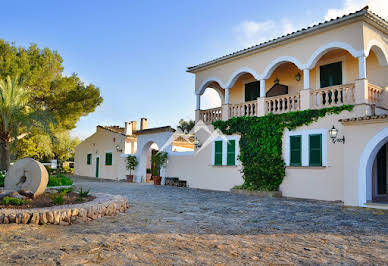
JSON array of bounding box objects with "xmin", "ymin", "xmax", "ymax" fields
[
  {"xmin": 126, "ymin": 155, "xmax": 138, "ymax": 182},
  {"xmin": 151, "ymin": 151, "xmax": 168, "ymax": 185},
  {"xmin": 146, "ymin": 168, "xmax": 152, "ymax": 183}
]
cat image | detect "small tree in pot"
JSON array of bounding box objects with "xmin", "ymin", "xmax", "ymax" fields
[
  {"xmin": 151, "ymin": 151, "xmax": 168, "ymax": 185},
  {"xmin": 126, "ymin": 155, "xmax": 138, "ymax": 182}
]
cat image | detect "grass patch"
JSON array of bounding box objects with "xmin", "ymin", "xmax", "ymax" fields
[
  {"xmin": 48, "ymin": 174, "xmax": 73, "ymax": 187},
  {"xmin": 2, "ymin": 196, "xmax": 27, "ymax": 206}
]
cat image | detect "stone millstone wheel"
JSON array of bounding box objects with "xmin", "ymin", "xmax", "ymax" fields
[{"xmin": 5, "ymin": 158, "xmax": 48, "ymax": 197}]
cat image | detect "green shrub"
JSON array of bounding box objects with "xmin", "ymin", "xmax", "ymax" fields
[
  {"xmin": 79, "ymin": 187, "xmax": 90, "ymax": 198},
  {"xmin": 213, "ymin": 105, "xmax": 354, "ymax": 191},
  {"xmin": 48, "ymin": 174, "xmax": 73, "ymax": 187},
  {"xmin": 50, "ymin": 190, "xmax": 67, "ymax": 205},
  {"xmin": 2, "ymin": 196, "xmax": 26, "ymax": 206}
]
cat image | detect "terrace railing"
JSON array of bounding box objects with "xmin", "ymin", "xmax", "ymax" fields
[
  {"xmin": 311, "ymin": 83, "xmax": 355, "ymax": 109},
  {"xmin": 230, "ymin": 100, "xmax": 258, "ymax": 117},
  {"xmin": 265, "ymin": 94, "xmax": 300, "ymax": 114},
  {"xmin": 199, "ymin": 107, "xmax": 222, "ymax": 123}
]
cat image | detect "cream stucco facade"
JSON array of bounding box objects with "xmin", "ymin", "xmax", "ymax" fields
[{"xmin": 163, "ymin": 7, "xmax": 388, "ymax": 208}]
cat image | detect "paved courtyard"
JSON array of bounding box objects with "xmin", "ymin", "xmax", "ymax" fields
[{"xmin": 0, "ymin": 177, "xmax": 387, "ymax": 265}]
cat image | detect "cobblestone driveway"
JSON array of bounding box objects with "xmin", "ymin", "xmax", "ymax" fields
[{"xmin": 0, "ymin": 177, "xmax": 387, "ymax": 265}]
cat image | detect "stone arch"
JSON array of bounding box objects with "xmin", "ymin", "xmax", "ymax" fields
[
  {"xmin": 365, "ymin": 40, "xmax": 388, "ymax": 66},
  {"xmin": 135, "ymin": 131, "xmax": 174, "ymax": 184},
  {"xmin": 262, "ymin": 56, "xmax": 304, "ymax": 79},
  {"xmin": 225, "ymin": 67, "xmax": 260, "ymax": 89},
  {"xmin": 358, "ymin": 128, "xmax": 388, "ymax": 206},
  {"xmin": 197, "ymin": 77, "xmax": 225, "ymax": 95},
  {"xmin": 306, "ymin": 41, "xmax": 361, "ymax": 69}
]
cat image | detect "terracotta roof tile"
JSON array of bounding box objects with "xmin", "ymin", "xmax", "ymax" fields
[
  {"xmin": 339, "ymin": 114, "xmax": 388, "ymax": 123},
  {"xmin": 187, "ymin": 6, "xmax": 387, "ymax": 72}
]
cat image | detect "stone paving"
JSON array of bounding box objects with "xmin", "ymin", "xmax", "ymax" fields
[{"xmin": 0, "ymin": 176, "xmax": 387, "ymax": 265}]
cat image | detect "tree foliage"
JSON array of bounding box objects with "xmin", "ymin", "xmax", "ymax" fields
[
  {"xmin": 177, "ymin": 119, "xmax": 195, "ymax": 133},
  {"xmin": 0, "ymin": 76, "xmax": 52, "ymax": 169},
  {"xmin": 0, "ymin": 40, "xmax": 103, "ymax": 131},
  {"xmin": 213, "ymin": 105, "xmax": 354, "ymax": 191},
  {"xmin": 0, "ymin": 40, "xmax": 103, "ymax": 168}
]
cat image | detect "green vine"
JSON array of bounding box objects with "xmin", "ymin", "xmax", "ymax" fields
[{"xmin": 213, "ymin": 105, "xmax": 354, "ymax": 191}]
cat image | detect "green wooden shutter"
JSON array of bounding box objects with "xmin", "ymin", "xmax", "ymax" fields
[
  {"xmin": 320, "ymin": 62, "xmax": 342, "ymax": 88},
  {"xmin": 105, "ymin": 152, "xmax": 113, "ymax": 166},
  {"xmin": 227, "ymin": 140, "xmax": 236, "ymax": 166},
  {"xmin": 214, "ymin": 141, "xmax": 223, "ymax": 165},
  {"xmin": 87, "ymin": 154, "xmax": 92, "ymax": 165},
  {"xmin": 290, "ymin": 135, "xmax": 302, "ymax": 166},
  {"xmin": 309, "ymin": 134, "xmax": 322, "ymax": 166},
  {"xmin": 245, "ymin": 81, "xmax": 260, "ymax": 101}
]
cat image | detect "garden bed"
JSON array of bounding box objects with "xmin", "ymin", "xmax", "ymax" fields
[{"xmin": 0, "ymin": 191, "xmax": 95, "ymax": 209}]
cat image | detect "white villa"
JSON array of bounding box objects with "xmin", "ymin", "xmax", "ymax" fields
[{"xmin": 75, "ymin": 7, "xmax": 388, "ymax": 209}]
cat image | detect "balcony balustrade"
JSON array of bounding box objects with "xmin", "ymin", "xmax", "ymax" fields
[
  {"xmin": 230, "ymin": 100, "xmax": 257, "ymax": 117},
  {"xmin": 198, "ymin": 82, "xmax": 385, "ymax": 123},
  {"xmin": 265, "ymin": 94, "xmax": 300, "ymax": 114},
  {"xmin": 310, "ymin": 83, "xmax": 355, "ymax": 109}
]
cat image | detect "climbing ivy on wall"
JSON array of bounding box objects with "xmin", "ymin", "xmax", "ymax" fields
[{"xmin": 213, "ymin": 105, "xmax": 354, "ymax": 191}]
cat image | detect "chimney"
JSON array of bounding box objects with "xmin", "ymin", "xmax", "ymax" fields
[
  {"xmin": 140, "ymin": 118, "xmax": 148, "ymax": 130},
  {"xmin": 131, "ymin": 121, "xmax": 137, "ymax": 131},
  {"xmin": 124, "ymin": 122, "xmax": 132, "ymax": 135}
]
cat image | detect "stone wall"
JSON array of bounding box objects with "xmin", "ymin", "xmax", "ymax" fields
[{"xmin": 0, "ymin": 193, "xmax": 128, "ymax": 225}]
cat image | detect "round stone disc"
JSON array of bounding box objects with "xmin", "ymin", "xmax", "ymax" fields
[{"xmin": 5, "ymin": 158, "xmax": 48, "ymax": 197}]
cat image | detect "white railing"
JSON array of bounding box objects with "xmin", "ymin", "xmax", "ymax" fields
[
  {"xmin": 311, "ymin": 83, "xmax": 355, "ymax": 108},
  {"xmin": 230, "ymin": 100, "xmax": 257, "ymax": 117},
  {"xmin": 265, "ymin": 94, "xmax": 300, "ymax": 114},
  {"xmin": 368, "ymin": 83, "xmax": 384, "ymax": 107},
  {"xmin": 200, "ymin": 107, "xmax": 222, "ymax": 123}
]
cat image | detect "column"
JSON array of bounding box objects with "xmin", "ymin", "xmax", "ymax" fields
[
  {"xmin": 225, "ymin": 88, "xmax": 230, "ymax": 104},
  {"xmin": 358, "ymin": 55, "xmax": 367, "ymax": 80},
  {"xmin": 196, "ymin": 94, "xmax": 201, "ymax": 110},
  {"xmin": 303, "ymin": 69, "xmax": 310, "ymax": 89},
  {"xmin": 260, "ymin": 79, "xmax": 266, "ymax": 98}
]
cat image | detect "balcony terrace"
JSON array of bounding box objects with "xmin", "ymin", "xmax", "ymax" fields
[{"xmin": 195, "ymin": 47, "xmax": 388, "ymax": 124}]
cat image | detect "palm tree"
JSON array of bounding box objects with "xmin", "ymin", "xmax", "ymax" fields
[{"xmin": 0, "ymin": 76, "xmax": 51, "ymax": 170}]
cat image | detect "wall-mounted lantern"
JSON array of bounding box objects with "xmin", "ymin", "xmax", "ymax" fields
[
  {"xmin": 193, "ymin": 137, "xmax": 201, "ymax": 148},
  {"xmin": 295, "ymin": 72, "xmax": 301, "ymax": 81},
  {"xmin": 115, "ymin": 144, "xmax": 122, "ymax": 152},
  {"xmin": 329, "ymin": 126, "xmax": 345, "ymax": 144}
]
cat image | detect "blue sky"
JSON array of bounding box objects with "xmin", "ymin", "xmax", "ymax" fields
[{"xmin": 0, "ymin": 0, "xmax": 386, "ymax": 139}]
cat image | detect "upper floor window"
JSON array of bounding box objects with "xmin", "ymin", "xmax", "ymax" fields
[
  {"xmin": 245, "ymin": 81, "xmax": 260, "ymax": 102},
  {"xmin": 320, "ymin": 61, "xmax": 342, "ymax": 88}
]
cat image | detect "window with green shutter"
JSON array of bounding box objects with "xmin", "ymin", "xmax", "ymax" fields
[
  {"xmin": 105, "ymin": 152, "xmax": 113, "ymax": 166},
  {"xmin": 309, "ymin": 134, "xmax": 322, "ymax": 166},
  {"xmin": 290, "ymin": 135, "xmax": 302, "ymax": 166},
  {"xmin": 227, "ymin": 140, "xmax": 236, "ymax": 166},
  {"xmin": 214, "ymin": 141, "xmax": 223, "ymax": 165},
  {"xmin": 87, "ymin": 154, "xmax": 92, "ymax": 165},
  {"xmin": 245, "ymin": 81, "xmax": 260, "ymax": 102},
  {"xmin": 320, "ymin": 62, "xmax": 342, "ymax": 88}
]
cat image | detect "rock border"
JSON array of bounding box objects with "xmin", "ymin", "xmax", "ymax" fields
[
  {"xmin": 231, "ymin": 189, "xmax": 282, "ymax": 198},
  {"xmin": 0, "ymin": 193, "xmax": 128, "ymax": 225}
]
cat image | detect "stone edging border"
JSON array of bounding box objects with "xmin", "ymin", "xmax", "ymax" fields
[
  {"xmin": 0, "ymin": 193, "xmax": 128, "ymax": 225},
  {"xmin": 230, "ymin": 189, "xmax": 282, "ymax": 198}
]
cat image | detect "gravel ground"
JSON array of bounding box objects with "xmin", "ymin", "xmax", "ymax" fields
[{"xmin": 0, "ymin": 176, "xmax": 387, "ymax": 265}]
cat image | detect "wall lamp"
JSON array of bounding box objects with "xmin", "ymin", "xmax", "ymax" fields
[
  {"xmin": 329, "ymin": 126, "xmax": 345, "ymax": 144},
  {"xmin": 295, "ymin": 72, "xmax": 301, "ymax": 81},
  {"xmin": 193, "ymin": 137, "xmax": 201, "ymax": 148},
  {"xmin": 115, "ymin": 145, "xmax": 123, "ymax": 152}
]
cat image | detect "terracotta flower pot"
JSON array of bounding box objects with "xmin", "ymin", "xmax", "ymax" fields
[
  {"xmin": 146, "ymin": 173, "xmax": 152, "ymax": 183},
  {"xmin": 153, "ymin": 176, "xmax": 162, "ymax": 185},
  {"xmin": 126, "ymin": 175, "xmax": 134, "ymax": 183}
]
